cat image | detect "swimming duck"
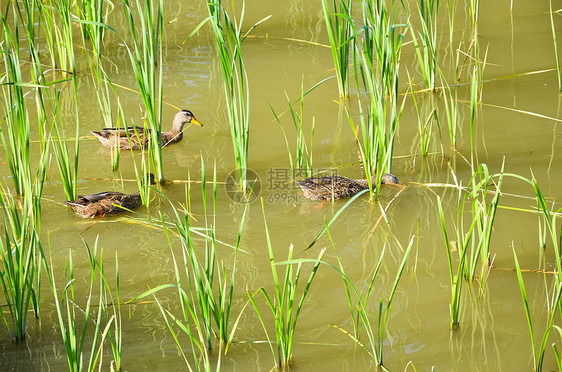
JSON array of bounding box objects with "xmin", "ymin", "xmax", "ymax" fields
[
  {"xmin": 296, "ymin": 173, "xmax": 400, "ymax": 201},
  {"xmin": 66, "ymin": 174, "xmax": 156, "ymax": 218},
  {"xmin": 91, "ymin": 110, "xmax": 202, "ymax": 150}
]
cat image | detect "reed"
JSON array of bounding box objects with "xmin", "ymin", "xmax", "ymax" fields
[
  {"xmin": 0, "ymin": 185, "xmax": 42, "ymax": 340},
  {"xmin": 122, "ymin": 0, "xmax": 165, "ymax": 182},
  {"xmin": 270, "ymin": 81, "xmax": 315, "ymax": 178},
  {"xmin": 321, "ymin": 0, "xmax": 353, "ymax": 97},
  {"xmin": 333, "ymin": 232, "xmax": 414, "ymax": 366},
  {"xmin": 43, "ymin": 239, "xmax": 114, "ymax": 372},
  {"xmin": 410, "ymin": 0, "xmax": 440, "ymax": 91},
  {"xmin": 205, "ymin": 0, "xmax": 269, "ymax": 191},
  {"xmin": 248, "ymin": 199, "xmax": 325, "ymax": 368}
]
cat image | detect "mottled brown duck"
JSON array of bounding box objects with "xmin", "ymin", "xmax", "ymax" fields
[
  {"xmin": 296, "ymin": 173, "xmax": 400, "ymax": 201},
  {"xmin": 66, "ymin": 174, "xmax": 156, "ymax": 218},
  {"xmin": 91, "ymin": 110, "xmax": 202, "ymax": 150}
]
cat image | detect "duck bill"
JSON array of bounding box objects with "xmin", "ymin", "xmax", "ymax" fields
[{"xmin": 191, "ymin": 118, "xmax": 203, "ymax": 127}]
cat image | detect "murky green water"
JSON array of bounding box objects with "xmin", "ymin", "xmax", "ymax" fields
[{"xmin": 1, "ymin": 0, "xmax": 562, "ymax": 370}]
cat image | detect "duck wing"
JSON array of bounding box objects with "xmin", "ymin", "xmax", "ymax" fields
[{"xmin": 96, "ymin": 126, "xmax": 147, "ymax": 138}]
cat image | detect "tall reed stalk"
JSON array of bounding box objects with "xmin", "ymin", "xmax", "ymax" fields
[
  {"xmin": 205, "ymin": 0, "xmax": 268, "ymax": 191},
  {"xmin": 122, "ymin": 0, "xmax": 165, "ymax": 182},
  {"xmin": 321, "ymin": 0, "xmax": 353, "ymax": 97},
  {"xmin": 248, "ymin": 199, "xmax": 325, "ymax": 368}
]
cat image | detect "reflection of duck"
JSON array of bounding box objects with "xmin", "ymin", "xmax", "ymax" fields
[
  {"xmin": 91, "ymin": 110, "xmax": 202, "ymax": 150},
  {"xmin": 66, "ymin": 174, "xmax": 156, "ymax": 218},
  {"xmin": 296, "ymin": 173, "xmax": 400, "ymax": 201}
]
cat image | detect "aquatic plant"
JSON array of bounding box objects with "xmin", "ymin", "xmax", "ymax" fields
[
  {"xmin": 513, "ymin": 247, "xmax": 562, "ymax": 372},
  {"xmin": 203, "ymin": 0, "xmax": 269, "ymax": 192},
  {"xmin": 349, "ymin": 43, "xmax": 405, "ymax": 199},
  {"xmin": 410, "ymin": 0, "xmax": 440, "ymax": 91},
  {"xmin": 333, "ymin": 232, "xmax": 414, "ymax": 366},
  {"xmin": 321, "ymin": 0, "xmax": 353, "ymax": 97},
  {"xmin": 0, "ymin": 185, "xmax": 43, "ymax": 340},
  {"xmin": 122, "ymin": 0, "xmax": 165, "ymax": 182},
  {"xmin": 133, "ymin": 159, "xmax": 246, "ymax": 364},
  {"xmin": 76, "ymin": 0, "xmax": 107, "ymax": 54},
  {"xmin": 248, "ymin": 199, "xmax": 325, "ymax": 368},
  {"xmin": 44, "ymin": 239, "xmax": 114, "ymax": 372},
  {"xmin": 437, "ymin": 163, "xmax": 504, "ymax": 326},
  {"xmin": 270, "ymin": 80, "xmax": 315, "ymax": 178}
]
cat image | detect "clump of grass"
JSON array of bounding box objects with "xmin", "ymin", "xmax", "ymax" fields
[
  {"xmin": 248, "ymin": 199, "xmax": 325, "ymax": 368},
  {"xmin": 43, "ymin": 238, "xmax": 114, "ymax": 372},
  {"xmin": 75, "ymin": 0, "xmax": 108, "ymax": 54},
  {"xmin": 52, "ymin": 91, "xmax": 80, "ymax": 202},
  {"xmin": 203, "ymin": 0, "xmax": 269, "ymax": 191},
  {"xmin": 410, "ymin": 0, "xmax": 440, "ymax": 91},
  {"xmin": 131, "ymin": 159, "xmax": 247, "ymax": 367},
  {"xmin": 0, "ymin": 185, "xmax": 42, "ymax": 341},
  {"xmin": 437, "ymin": 163, "xmax": 505, "ymax": 327},
  {"xmin": 321, "ymin": 0, "xmax": 353, "ymax": 97},
  {"xmin": 122, "ymin": 0, "xmax": 165, "ymax": 182},
  {"xmin": 333, "ymin": 232, "xmax": 414, "ymax": 366},
  {"xmin": 513, "ymin": 247, "xmax": 562, "ymax": 372},
  {"xmin": 270, "ymin": 80, "xmax": 315, "ymax": 178}
]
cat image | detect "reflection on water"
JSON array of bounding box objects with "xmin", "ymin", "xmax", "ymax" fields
[{"xmin": 2, "ymin": 0, "xmax": 562, "ymax": 370}]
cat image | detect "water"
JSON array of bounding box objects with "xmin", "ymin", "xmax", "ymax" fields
[{"xmin": 0, "ymin": 0, "xmax": 560, "ymax": 370}]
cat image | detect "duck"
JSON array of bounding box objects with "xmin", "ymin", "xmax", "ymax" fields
[
  {"xmin": 66, "ymin": 173, "xmax": 156, "ymax": 218},
  {"xmin": 296, "ymin": 173, "xmax": 400, "ymax": 201},
  {"xmin": 91, "ymin": 110, "xmax": 203, "ymax": 150}
]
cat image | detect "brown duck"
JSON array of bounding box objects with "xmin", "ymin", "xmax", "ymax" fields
[
  {"xmin": 296, "ymin": 173, "xmax": 400, "ymax": 201},
  {"xmin": 91, "ymin": 110, "xmax": 202, "ymax": 150},
  {"xmin": 66, "ymin": 174, "xmax": 156, "ymax": 218}
]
